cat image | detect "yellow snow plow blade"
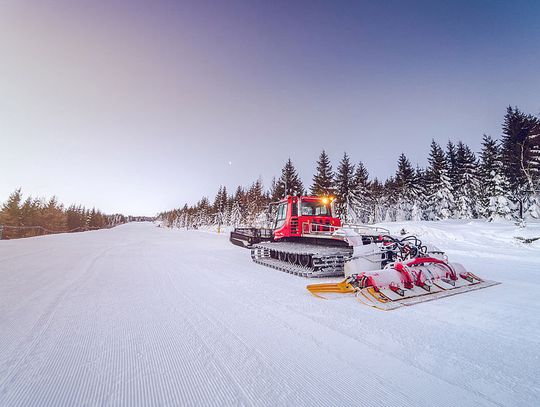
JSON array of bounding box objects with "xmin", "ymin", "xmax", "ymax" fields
[{"xmin": 306, "ymin": 279, "xmax": 356, "ymax": 299}]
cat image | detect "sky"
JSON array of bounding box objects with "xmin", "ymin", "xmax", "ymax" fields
[{"xmin": 1, "ymin": 0, "xmax": 539, "ymax": 215}]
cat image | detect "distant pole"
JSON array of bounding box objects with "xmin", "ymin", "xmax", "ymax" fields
[{"xmin": 0, "ymin": 225, "xmax": 3, "ymax": 240}]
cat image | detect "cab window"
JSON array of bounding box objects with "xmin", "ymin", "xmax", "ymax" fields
[
  {"xmin": 274, "ymin": 203, "xmax": 287, "ymax": 228},
  {"xmin": 300, "ymin": 201, "xmax": 331, "ymax": 216}
]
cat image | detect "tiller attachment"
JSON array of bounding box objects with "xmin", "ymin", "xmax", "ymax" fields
[{"xmin": 307, "ymin": 257, "xmax": 499, "ymax": 310}]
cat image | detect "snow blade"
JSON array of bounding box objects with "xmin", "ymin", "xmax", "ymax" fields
[
  {"xmin": 306, "ymin": 280, "xmax": 356, "ymax": 299},
  {"xmin": 306, "ymin": 257, "xmax": 500, "ymax": 310}
]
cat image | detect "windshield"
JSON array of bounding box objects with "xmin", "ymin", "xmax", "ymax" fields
[{"xmin": 300, "ymin": 200, "xmax": 331, "ymax": 216}]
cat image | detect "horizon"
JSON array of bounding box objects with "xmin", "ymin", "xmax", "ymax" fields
[{"xmin": 2, "ymin": 1, "xmax": 539, "ymax": 216}]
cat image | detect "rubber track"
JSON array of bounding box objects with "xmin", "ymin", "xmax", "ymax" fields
[{"xmin": 251, "ymin": 243, "xmax": 351, "ymax": 278}]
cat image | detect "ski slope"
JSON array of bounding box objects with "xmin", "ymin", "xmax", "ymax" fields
[{"xmin": 0, "ymin": 221, "xmax": 539, "ymax": 407}]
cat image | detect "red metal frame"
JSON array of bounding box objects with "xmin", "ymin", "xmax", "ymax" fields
[{"xmin": 273, "ymin": 196, "xmax": 341, "ymax": 240}]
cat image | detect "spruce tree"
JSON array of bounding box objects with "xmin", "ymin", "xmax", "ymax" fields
[
  {"xmin": 195, "ymin": 197, "xmax": 211, "ymax": 226},
  {"xmin": 454, "ymin": 141, "xmax": 479, "ymax": 218},
  {"xmin": 369, "ymin": 178, "xmax": 385, "ymax": 222},
  {"xmin": 426, "ymin": 140, "xmax": 454, "ymax": 220},
  {"xmin": 230, "ymin": 186, "xmax": 245, "ymax": 226},
  {"xmin": 383, "ymin": 177, "xmax": 397, "ymax": 221},
  {"xmin": 66, "ymin": 204, "xmax": 83, "ymax": 230},
  {"xmin": 350, "ymin": 161, "xmax": 371, "ymax": 223},
  {"xmin": 446, "ymin": 141, "xmax": 460, "ymax": 193},
  {"xmin": 0, "ymin": 188, "xmax": 22, "ymax": 227},
  {"xmin": 21, "ymin": 197, "xmax": 38, "ymax": 227},
  {"xmin": 43, "ymin": 197, "xmax": 66, "ymax": 231},
  {"xmin": 212, "ymin": 186, "xmax": 227, "ymax": 227},
  {"xmin": 246, "ymin": 178, "xmax": 266, "ymax": 225},
  {"xmin": 488, "ymin": 171, "xmax": 514, "ymax": 221},
  {"xmin": 334, "ymin": 153, "xmax": 355, "ymax": 223},
  {"xmin": 412, "ymin": 166, "xmax": 427, "ymax": 221},
  {"xmin": 501, "ymin": 106, "xmax": 540, "ymax": 217},
  {"xmin": 394, "ymin": 153, "xmax": 418, "ymax": 221},
  {"xmin": 310, "ymin": 150, "xmax": 335, "ymax": 197},
  {"xmin": 274, "ymin": 159, "xmax": 304, "ymax": 198},
  {"xmin": 479, "ymin": 135, "xmax": 501, "ymax": 218},
  {"xmin": 524, "ymin": 119, "xmax": 540, "ymax": 219}
]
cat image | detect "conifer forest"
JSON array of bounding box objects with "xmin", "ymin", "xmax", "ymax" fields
[{"xmin": 159, "ymin": 107, "xmax": 540, "ymax": 228}]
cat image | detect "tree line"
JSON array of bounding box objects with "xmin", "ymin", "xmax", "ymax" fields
[
  {"xmin": 162, "ymin": 105, "xmax": 538, "ymax": 228},
  {"xmin": 0, "ymin": 189, "xmax": 126, "ymax": 239}
]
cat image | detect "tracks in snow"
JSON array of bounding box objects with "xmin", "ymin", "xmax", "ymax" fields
[{"xmin": 0, "ymin": 224, "xmax": 537, "ymax": 406}]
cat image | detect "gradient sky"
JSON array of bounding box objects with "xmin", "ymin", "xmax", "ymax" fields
[{"xmin": 1, "ymin": 1, "xmax": 539, "ymax": 215}]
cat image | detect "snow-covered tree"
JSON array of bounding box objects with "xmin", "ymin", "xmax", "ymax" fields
[
  {"xmin": 501, "ymin": 106, "xmax": 540, "ymax": 217},
  {"xmin": 369, "ymin": 178, "xmax": 385, "ymax": 223},
  {"xmin": 310, "ymin": 150, "xmax": 335, "ymax": 197},
  {"xmin": 426, "ymin": 140, "xmax": 454, "ymax": 220},
  {"xmin": 394, "ymin": 153, "xmax": 419, "ymax": 221},
  {"xmin": 411, "ymin": 166, "xmax": 427, "ymax": 221},
  {"xmin": 334, "ymin": 153, "xmax": 355, "ymax": 223},
  {"xmin": 229, "ymin": 186, "xmax": 245, "ymax": 226},
  {"xmin": 273, "ymin": 159, "xmax": 304, "ymax": 199},
  {"xmin": 212, "ymin": 186, "xmax": 228, "ymax": 227},
  {"xmin": 488, "ymin": 172, "xmax": 514, "ymax": 222},
  {"xmin": 446, "ymin": 141, "xmax": 460, "ymax": 193},
  {"xmin": 230, "ymin": 200, "xmax": 242, "ymax": 227},
  {"xmin": 454, "ymin": 141, "xmax": 479, "ymax": 219},
  {"xmin": 524, "ymin": 193, "xmax": 540, "ymax": 220},
  {"xmin": 478, "ymin": 135, "xmax": 499, "ymax": 218},
  {"xmin": 246, "ymin": 178, "xmax": 266, "ymax": 225},
  {"xmin": 194, "ymin": 197, "xmax": 211, "ymax": 226},
  {"xmin": 350, "ymin": 161, "xmax": 371, "ymax": 223}
]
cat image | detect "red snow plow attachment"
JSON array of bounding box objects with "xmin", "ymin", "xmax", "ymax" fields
[{"xmin": 307, "ymin": 257, "xmax": 499, "ymax": 310}]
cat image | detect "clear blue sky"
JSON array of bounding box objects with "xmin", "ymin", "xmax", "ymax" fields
[{"xmin": 1, "ymin": 0, "xmax": 539, "ymax": 215}]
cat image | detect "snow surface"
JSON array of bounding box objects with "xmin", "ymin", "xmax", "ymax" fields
[{"xmin": 0, "ymin": 221, "xmax": 539, "ymax": 407}]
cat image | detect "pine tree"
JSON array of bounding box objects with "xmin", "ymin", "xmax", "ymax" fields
[
  {"xmin": 479, "ymin": 135, "xmax": 501, "ymax": 218},
  {"xmin": 273, "ymin": 159, "xmax": 304, "ymax": 199},
  {"xmin": 524, "ymin": 118, "xmax": 540, "ymax": 219},
  {"xmin": 394, "ymin": 153, "xmax": 418, "ymax": 221},
  {"xmin": 179, "ymin": 204, "xmax": 189, "ymax": 228},
  {"xmin": 230, "ymin": 186, "xmax": 245, "ymax": 227},
  {"xmin": 223, "ymin": 192, "xmax": 232, "ymax": 226},
  {"xmin": 454, "ymin": 141, "xmax": 479, "ymax": 218},
  {"xmin": 21, "ymin": 196, "xmax": 38, "ymax": 226},
  {"xmin": 488, "ymin": 171, "xmax": 514, "ymax": 221},
  {"xmin": 212, "ymin": 186, "xmax": 228, "ymax": 227},
  {"xmin": 0, "ymin": 188, "xmax": 22, "ymax": 227},
  {"xmin": 383, "ymin": 177, "xmax": 397, "ymax": 221},
  {"xmin": 350, "ymin": 161, "xmax": 371, "ymax": 223},
  {"xmin": 88, "ymin": 207, "xmax": 99, "ymax": 228},
  {"xmin": 310, "ymin": 150, "xmax": 335, "ymax": 197},
  {"xmin": 269, "ymin": 177, "xmax": 278, "ymax": 201},
  {"xmin": 66, "ymin": 204, "xmax": 85, "ymax": 230},
  {"xmin": 426, "ymin": 140, "xmax": 454, "ymax": 220},
  {"xmin": 501, "ymin": 106, "xmax": 540, "ymax": 217},
  {"xmin": 334, "ymin": 153, "xmax": 355, "ymax": 223},
  {"xmin": 369, "ymin": 178, "xmax": 385, "ymax": 222},
  {"xmin": 246, "ymin": 178, "xmax": 266, "ymax": 225},
  {"xmin": 215, "ymin": 186, "xmax": 224, "ymax": 225},
  {"xmin": 411, "ymin": 166, "xmax": 427, "ymax": 221},
  {"xmin": 195, "ymin": 197, "xmax": 211, "ymax": 226},
  {"xmin": 446, "ymin": 141, "xmax": 459, "ymax": 193}
]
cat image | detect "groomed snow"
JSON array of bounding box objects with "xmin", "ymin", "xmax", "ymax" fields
[{"xmin": 0, "ymin": 221, "xmax": 539, "ymax": 406}]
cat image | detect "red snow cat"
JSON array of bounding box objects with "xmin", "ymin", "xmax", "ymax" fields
[{"xmin": 230, "ymin": 195, "xmax": 499, "ymax": 310}]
